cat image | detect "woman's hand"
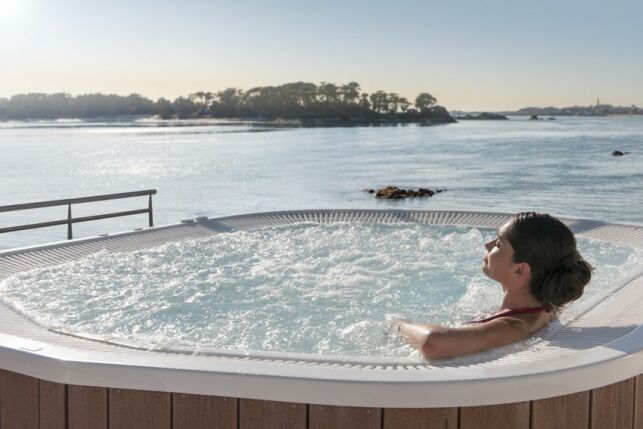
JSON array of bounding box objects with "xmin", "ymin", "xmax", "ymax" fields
[
  {"xmin": 391, "ymin": 318, "xmax": 407, "ymax": 332},
  {"xmin": 397, "ymin": 321, "xmax": 434, "ymax": 354}
]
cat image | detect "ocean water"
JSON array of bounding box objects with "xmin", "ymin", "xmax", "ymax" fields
[
  {"xmin": 1, "ymin": 116, "xmax": 642, "ymax": 250},
  {"xmin": 1, "ymin": 223, "xmax": 640, "ymax": 357}
]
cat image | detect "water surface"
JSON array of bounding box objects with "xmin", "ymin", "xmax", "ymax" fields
[
  {"xmin": 1, "ymin": 116, "xmax": 642, "ymax": 249},
  {"xmin": 1, "ymin": 223, "xmax": 639, "ymax": 357}
]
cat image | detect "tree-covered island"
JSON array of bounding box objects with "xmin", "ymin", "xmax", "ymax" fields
[{"xmin": 0, "ymin": 82, "xmax": 456, "ymax": 126}]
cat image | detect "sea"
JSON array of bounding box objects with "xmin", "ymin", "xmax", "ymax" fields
[{"xmin": 1, "ymin": 115, "xmax": 642, "ymax": 250}]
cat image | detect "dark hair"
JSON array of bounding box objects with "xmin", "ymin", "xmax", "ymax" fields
[{"xmin": 505, "ymin": 212, "xmax": 593, "ymax": 310}]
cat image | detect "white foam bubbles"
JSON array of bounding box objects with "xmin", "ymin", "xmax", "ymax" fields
[{"xmin": 0, "ymin": 223, "xmax": 640, "ymax": 357}]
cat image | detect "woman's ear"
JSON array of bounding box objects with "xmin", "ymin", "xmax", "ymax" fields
[{"xmin": 514, "ymin": 262, "xmax": 531, "ymax": 280}]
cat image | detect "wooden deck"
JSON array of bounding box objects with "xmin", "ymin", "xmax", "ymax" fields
[{"xmin": 0, "ymin": 370, "xmax": 640, "ymax": 429}]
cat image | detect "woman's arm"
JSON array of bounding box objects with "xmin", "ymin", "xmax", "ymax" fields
[{"xmin": 398, "ymin": 318, "xmax": 531, "ymax": 359}]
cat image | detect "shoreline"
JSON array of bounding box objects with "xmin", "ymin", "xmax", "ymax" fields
[
  {"xmin": 3, "ymin": 113, "xmax": 643, "ymax": 129},
  {"xmin": 0, "ymin": 114, "xmax": 458, "ymax": 127}
]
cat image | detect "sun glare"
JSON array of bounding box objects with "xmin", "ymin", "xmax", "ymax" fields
[{"xmin": 0, "ymin": 0, "xmax": 22, "ymax": 18}]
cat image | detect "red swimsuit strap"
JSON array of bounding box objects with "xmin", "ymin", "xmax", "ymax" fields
[{"xmin": 468, "ymin": 306, "xmax": 550, "ymax": 324}]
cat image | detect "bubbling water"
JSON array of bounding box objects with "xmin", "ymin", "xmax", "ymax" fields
[{"xmin": 0, "ymin": 223, "xmax": 640, "ymax": 357}]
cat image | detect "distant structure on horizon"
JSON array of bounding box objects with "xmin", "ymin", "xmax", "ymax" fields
[{"xmin": 509, "ymin": 100, "xmax": 641, "ymax": 117}]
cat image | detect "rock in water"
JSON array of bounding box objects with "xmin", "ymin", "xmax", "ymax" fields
[
  {"xmin": 369, "ymin": 186, "xmax": 446, "ymax": 199},
  {"xmin": 611, "ymin": 150, "xmax": 629, "ymax": 156}
]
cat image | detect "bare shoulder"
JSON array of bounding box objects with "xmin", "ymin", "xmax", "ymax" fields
[{"xmin": 482, "ymin": 312, "xmax": 552, "ymax": 343}]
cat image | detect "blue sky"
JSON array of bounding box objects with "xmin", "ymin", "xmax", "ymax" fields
[{"xmin": 1, "ymin": 0, "xmax": 642, "ymax": 110}]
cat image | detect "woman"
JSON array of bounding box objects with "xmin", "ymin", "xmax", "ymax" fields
[{"xmin": 398, "ymin": 212, "xmax": 593, "ymax": 359}]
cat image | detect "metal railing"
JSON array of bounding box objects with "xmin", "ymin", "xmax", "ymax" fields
[{"xmin": 0, "ymin": 190, "xmax": 157, "ymax": 240}]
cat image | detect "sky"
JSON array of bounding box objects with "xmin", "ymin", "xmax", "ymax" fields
[{"xmin": 1, "ymin": 0, "xmax": 642, "ymax": 111}]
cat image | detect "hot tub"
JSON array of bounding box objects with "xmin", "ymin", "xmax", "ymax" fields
[{"xmin": 0, "ymin": 210, "xmax": 641, "ymax": 429}]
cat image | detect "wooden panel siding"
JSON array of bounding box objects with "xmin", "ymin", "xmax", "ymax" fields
[
  {"xmin": 0, "ymin": 370, "xmax": 641, "ymax": 429},
  {"xmin": 459, "ymin": 401, "xmax": 530, "ymax": 429},
  {"xmin": 590, "ymin": 377, "xmax": 635, "ymax": 429},
  {"xmin": 39, "ymin": 380, "xmax": 67, "ymax": 429},
  {"xmin": 635, "ymin": 375, "xmax": 643, "ymax": 429},
  {"xmin": 309, "ymin": 404, "xmax": 381, "ymax": 429},
  {"xmin": 172, "ymin": 393, "xmax": 237, "ymax": 429},
  {"xmin": 382, "ymin": 407, "xmax": 458, "ymax": 429},
  {"xmin": 108, "ymin": 388, "xmax": 172, "ymax": 429},
  {"xmin": 68, "ymin": 385, "xmax": 108, "ymax": 429},
  {"xmin": 238, "ymin": 399, "xmax": 306, "ymax": 429},
  {"xmin": 531, "ymin": 390, "xmax": 590, "ymax": 429},
  {"xmin": 0, "ymin": 370, "xmax": 39, "ymax": 429}
]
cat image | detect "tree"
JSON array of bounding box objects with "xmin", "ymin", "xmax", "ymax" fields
[
  {"xmin": 156, "ymin": 98, "xmax": 175, "ymax": 119},
  {"xmin": 203, "ymin": 92, "xmax": 214, "ymax": 107},
  {"xmin": 214, "ymin": 88, "xmax": 242, "ymax": 116},
  {"xmin": 217, "ymin": 88, "xmax": 240, "ymax": 106},
  {"xmin": 359, "ymin": 93, "xmax": 371, "ymax": 110},
  {"xmin": 387, "ymin": 93, "xmax": 400, "ymax": 114},
  {"xmin": 319, "ymin": 82, "xmax": 339, "ymax": 103},
  {"xmin": 341, "ymin": 82, "xmax": 361, "ymax": 104},
  {"xmin": 299, "ymin": 82, "xmax": 319, "ymax": 107},
  {"xmin": 370, "ymin": 91, "xmax": 388, "ymax": 114},
  {"xmin": 278, "ymin": 81, "xmax": 318, "ymax": 107},
  {"xmin": 189, "ymin": 91, "xmax": 206, "ymax": 105},
  {"xmin": 415, "ymin": 93, "xmax": 437, "ymax": 111},
  {"xmin": 0, "ymin": 97, "xmax": 7, "ymax": 118},
  {"xmin": 399, "ymin": 97, "xmax": 411, "ymax": 112},
  {"xmin": 172, "ymin": 97, "xmax": 197, "ymax": 118}
]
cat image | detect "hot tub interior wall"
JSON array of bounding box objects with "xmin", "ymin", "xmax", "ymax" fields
[
  {"xmin": 0, "ymin": 370, "xmax": 640, "ymax": 429},
  {"xmin": 1, "ymin": 211, "xmax": 642, "ymax": 428}
]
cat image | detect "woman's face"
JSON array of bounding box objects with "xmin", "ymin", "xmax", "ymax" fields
[{"xmin": 482, "ymin": 221, "xmax": 517, "ymax": 284}]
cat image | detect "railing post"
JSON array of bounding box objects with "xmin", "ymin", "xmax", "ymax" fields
[
  {"xmin": 148, "ymin": 194, "xmax": 154, "ymax": 227},
  {"xmin": 67, "ymin": 204, "xmax": 73, "ymax": 240},
  {"xmin": 0, "ymin": 189, "xmax": 157, "ymax": 239}
]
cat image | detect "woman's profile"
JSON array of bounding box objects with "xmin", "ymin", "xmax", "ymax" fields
[{"xmin": 398, "ymin": 212, "xmax": 593, "ymax": 359}]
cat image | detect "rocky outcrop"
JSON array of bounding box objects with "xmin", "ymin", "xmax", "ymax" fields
[
  {"xmin": 611, "ymin": 150, "xmax": 630, "ymax": 156},
  {"xmin": 456, "ymin": 112, "xmax": 508, "ymax": 120},
  {"xmin": 364, "ymin": 186, "xmax": 446, "ymax": 199}
]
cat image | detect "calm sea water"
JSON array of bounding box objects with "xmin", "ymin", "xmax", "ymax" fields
[{"xmin": 1, "ymin": 116, "xmax": 642, "ymax": 250}]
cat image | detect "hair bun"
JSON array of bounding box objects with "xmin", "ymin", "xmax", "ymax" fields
[
  {"xmin": 573, "ymin": 258, "xmax": 593, "ymax": 286},
  {"xmin": 539, "ymin": 257, "xmax": 592, "ymax": 307},
  {"xmin": 559, "ymin": 251, "xmax": 580, "ymax": 268}
]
